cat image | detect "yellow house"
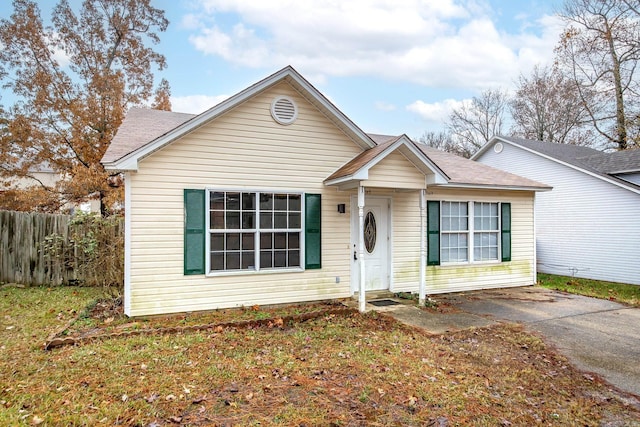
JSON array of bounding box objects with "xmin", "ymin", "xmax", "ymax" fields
[{"xmin": 102, "ymin": 66, "xmax": 551, "ymax": 317}]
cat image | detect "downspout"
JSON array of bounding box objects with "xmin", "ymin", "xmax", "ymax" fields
[
  {"xmin": 532, "ymin": 192, "xmax": 537, "ymax": 284},
  {"xmin": 123, "ymin": 171, "xmax": 132, "ymax": 316},
  {"xmin": 419, "ymin": 189, "xmax": 426, "ymax": 306},
  {"xmin": 358, "ymin": 184, "xmax": 366, "ymax": 313}
]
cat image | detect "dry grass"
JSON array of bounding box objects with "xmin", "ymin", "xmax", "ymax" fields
[{"xmin": 1, "ymin": 286, "xmax": 639, "ymax": 426}]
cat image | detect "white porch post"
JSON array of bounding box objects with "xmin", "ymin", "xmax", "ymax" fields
[
  {"xmin": 419, "ymin": 189, "xmax": 427, "ymax": 306},
  {"xmin": 358, "ymin": 184, "xmax": 366, "ymax": 313}
]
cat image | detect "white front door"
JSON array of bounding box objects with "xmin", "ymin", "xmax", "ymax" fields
[{"xmin": 351, "ymin": 196, "xmax": 390, "ymax": 292}]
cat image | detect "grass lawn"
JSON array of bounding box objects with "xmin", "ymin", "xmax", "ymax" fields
[
  {"xmin": 1, "ymin": 286, "xmax": 639, "ymax": 426},
  {"xmin": 538, "ymin": 273, "xmax": 640, "ymax": 307}
]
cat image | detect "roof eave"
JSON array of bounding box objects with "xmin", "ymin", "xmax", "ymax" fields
[
  {"xmin": 481, "ymin": 136, "xmax": 640, "ymax": 195},
  {"xmin": 431, "ymin": 182, "xmax": 553, "ymax": 192},
  {"xmin": 609, "ymin": 168, "xmax": 640, "ymax": 175}
]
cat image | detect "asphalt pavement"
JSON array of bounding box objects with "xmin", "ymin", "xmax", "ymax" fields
[{"xmin": 368, "ymin": 286, "xmax": 640, "ymax": 398}]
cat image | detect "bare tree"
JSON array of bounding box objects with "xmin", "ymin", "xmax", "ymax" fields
[
  {"xmin": 417, "ymin": 131, "xmax": 474, "ymax": 158},
  {"xmin": 510, "ymin": 65, "xmax": 595, "ymax": 145},
  {"xmin": 556, "ymin": 0, "xmax": 640, "ymax": 150},
  {"xmin": 447, "ymin": 89, "xmax": 509, "ymax": 155}
]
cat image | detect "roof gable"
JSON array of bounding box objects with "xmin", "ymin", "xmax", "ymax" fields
[
  {"xmin": 324, "ymin": 135, "xmax": 448, "ymax": 188},
  {"xmin": 325, "ymin": 134, "xmax": 550, "ymax": 191},
  {"xmin": 102, "ymin": 66, "xmax": 375, "ymax": 171},
  {"xmin": 474, "ymin": 136, "xmax": 640, "ymax": 194}
]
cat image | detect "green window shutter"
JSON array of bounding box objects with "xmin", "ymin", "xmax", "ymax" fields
[
  {"xmin": 184, "ymin": 189, "xmax": 205, "ymax": 275},
  {"xmin": 305, "ymin": 193, "xmax": 321, "ymax": 269},
  {"xmin": 427, "ymin": 200, "xmax": 440, "ymax": 266},
  {"xmin": 501, "ymin": 202, "xmax": 511, "ymax": 262}
]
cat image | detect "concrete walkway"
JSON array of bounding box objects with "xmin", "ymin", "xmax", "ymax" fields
[{"xmin": 367, "ymin": 287, "xmax": 640, "ymax": 398}]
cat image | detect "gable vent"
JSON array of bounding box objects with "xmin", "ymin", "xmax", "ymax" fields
[{"xmin": 270, "ymin": 96, "xmax": 298, "ymax": 125}]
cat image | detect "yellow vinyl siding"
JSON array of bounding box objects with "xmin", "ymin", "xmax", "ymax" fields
[
  {"xmin": 127, "ymin": 82, "xmax": 360, "ymax": 316},
  {"xmin": 346, "ymin": 188, "xmax": 536, "ymax": 295},
  {"xmin": 423, "ymin": 189, "xmax": 535, "ymax": 294},
  {"xmin": 125, "ymin": 79, "xmax": 539, "ymax": 316},
  {"xmin": 363, "ymin": 152, "xmax": 426, "ymax": 189},
  {"xmin": 389, "ymin": 191, "xmax": 422, "ymax": 290}
]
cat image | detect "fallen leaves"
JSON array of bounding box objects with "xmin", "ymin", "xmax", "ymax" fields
[{"xmin": 3, "ymin": 287, "xmax": 640, "ymax": 426}]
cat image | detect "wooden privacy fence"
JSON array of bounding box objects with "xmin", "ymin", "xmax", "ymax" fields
[{"xmin": 0, "ymin": 210, "xmax": 123, "ymax": 287}]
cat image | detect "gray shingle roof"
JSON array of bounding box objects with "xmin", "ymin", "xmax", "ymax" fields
[
  {"xmin": 580, "ymin": 148, "xmax": 640, "ymax": 174},
  {"xmin": 414, "ymin": 143, "xmax": 550, "ymax": 189},
  {"xmin": 340, "ymin": 134, "xmax": 550, "ymax": 190},
  {"xmin": 102, "ymin": 108, "xmax": 195, "ymax": 164},
  {"xmin": 495, "ymin": 136, "xmax": 640, "ymax": 190}
]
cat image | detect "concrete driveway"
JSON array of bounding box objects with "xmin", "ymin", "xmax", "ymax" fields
[
  {"xmin": 436, "ymin": 287, "xmax": 640, "ymax": 397},
  {"xmin": 368, "ymin": 286, "xmax": 640, "ymax": 397}
]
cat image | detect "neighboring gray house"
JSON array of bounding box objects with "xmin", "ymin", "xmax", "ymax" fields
[{"xmin": 473, "ymin": 136, "xmax": 640, "ymax": 285}]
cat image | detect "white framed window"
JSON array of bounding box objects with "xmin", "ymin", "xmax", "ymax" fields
[
  {"xmin": 440, "ymin": 201, "xmax": 501, "ymax": 264},
  {"xmin": 207, "ymin": 190, "xmax": 302, "ymax": 273},
  {"xmin": 441, "ymin": 201, "xmax": 469, "ymax": 263},
  {"xmin": 473, "ymin": 202, "xmax": 499, "ymax": 261}
]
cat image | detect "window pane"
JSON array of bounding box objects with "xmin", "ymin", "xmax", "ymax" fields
[
  {"xmin": 274, "ymin": 232, "xmax": 287, "ymax": 249},
  {"xmin": 208, "ymin": 190, "xmax": 305, "ymax": 272},
  {"xmin": 226, "ymin": 252, "xmax": 240, "ymax": 270},
  {"xmin": 241, "ymin": 251, "xmax": 254, "ymax": 269},
  {"xmin": 211, "ymin": 211, "xmax": 224, "ymax": 229},
  {"xmin": 260, "ymin": 193, "xmax": 273, "ymax": 210},
  {"xmin": 442, "ymin": 217, "xmax": 451, "ymax": 231},
  {"xmin": 459, "ymin": 202, "xmax": 468, "ymax": 215},
  {"xmin": 288, "ymin": 250, "xmax": 300, "ymax": 267},
  {"xmin": 242, "ymin": 192, "xmax": 255, "ymax": 210},
  {"xmin": 274, "ymin": 194, "xmax": 287, "ymax": 211},
  {"xmin": 211, "ymin": 253, "xmax": 224, "ymax": 271},
  {"xmin": 488, "ymin": 247, "xmax": 498, "ymax": 259},
  {"xmin": 226, "ymin": 233, "xmax": 240, "ymax": 250},
  {"xmin": 226, "ymin": 192, "xmax": 240, "ymax": 210},
  {"xmin": 274, "ymin": 212, "xmax": 287, "ymax": 228},
  {"xmin": 490, "ymin": 216, "xmax": 498, "ymax": 230},
  {"xmin": 242, "ymin": 212, "xmax": 255, "ymax": 229},
  {"xmin": 260, "ymin": 251, "xmax": 272, "ymax": 268},
  {"xmin": 260, "ymin": 212, "xmax": 272, "ymax": 229},
  {"xmin": 210, "ymin": 234, "xmax": 224, "ymax": 251},
  {"xmin": 289, "ymin": 212, "xmax": 301, "ymax": 228},
  {"xmin": 242, "ymin": 233, "xmax": 254, "ymax": 250},
  {"xmin": 226, "ymin": 211, "xmax": 240, "ymax": 229},
  {"xmin": 442, "ymin": 202, "xmax": 450, "ymax": 215},
  {"xmin": 210, "ymin": 192, "xmax": 225, "ymax": 210},
  {"xmin": 289, "ymin": 194, "xmax": 301, "ymax": 211},
  {"xmin": 260, "ymin": 232, "xmax": 273, "ymax": 249},
  {"xmin": 288, "ymin": 232, "xmax": 300, "ymax": 249},
  {"xmin": 274, "ymin": 251, "xmax": 286, "ymax": 268}
]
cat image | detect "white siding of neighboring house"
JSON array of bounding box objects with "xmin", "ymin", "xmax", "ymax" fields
[
  {"xmin": 126, "ymin": 81, "xmax": 363, "ymax": 316},
  {"xmin": 477, "ymin": 142, "xmax": 640, "ymax": 285}
]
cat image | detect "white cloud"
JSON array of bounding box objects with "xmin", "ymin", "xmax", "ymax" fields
[
  {"xmin": 406, "ymin": 98, "xmax": 468, "ymax": 123},
  {"xmin": 186, "ymin": 0, "xmax": 563, "ymax": 91},
  {"xmin": 170, "ymin": 94, "xmax": 230, "ymax": 114}
]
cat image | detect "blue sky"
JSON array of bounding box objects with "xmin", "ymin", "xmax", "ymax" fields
[{"xmin": 1, "ymin": 0, "xmax": 562, "ymax": 139}]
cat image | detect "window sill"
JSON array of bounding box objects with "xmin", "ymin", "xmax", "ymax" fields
[
  {"xmin": 206, "ymin": 267, "xmax": 305, "ymax": 277},
  {"xmin": 437, "ymin": 260, "xmax": 503, "ymax": 267}
]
